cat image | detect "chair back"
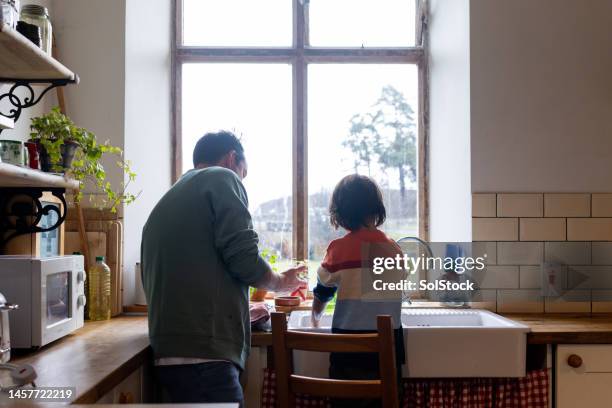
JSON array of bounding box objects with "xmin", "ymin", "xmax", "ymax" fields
[{"xmin": 271, "ymin": 312, "xmax": 400, "ymax": 408}]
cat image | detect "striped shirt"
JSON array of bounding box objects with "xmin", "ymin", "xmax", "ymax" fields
[{"xmin": 313, "ymin": 228, "xmax": 404, "ymax": 331}]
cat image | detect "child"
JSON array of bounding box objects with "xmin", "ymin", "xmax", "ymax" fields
[{"xmin": 311, "ymin": 174, "xmax": 405, "ymax": 408}]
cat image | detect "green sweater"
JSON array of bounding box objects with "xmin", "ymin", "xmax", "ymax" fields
[{"xmin": 141, "ymin": 167, "xmax": 270, "ymax": 369}]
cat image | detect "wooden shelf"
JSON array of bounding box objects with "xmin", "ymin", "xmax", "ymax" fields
[
  {"xmin": 0, "ymin": 162, "xmax": 79, "ymax": 190},
  {"xmin": 0, "ymin": 23, "xmax": 76, "ymax": 82}
]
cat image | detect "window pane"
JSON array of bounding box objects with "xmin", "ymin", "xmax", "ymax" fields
[
  {"xmin": 309, "ymin": 0, "xmax": 416, "ymax": 47},
  {"xmin": 308, "ymin": 64, "xmax": 419, "ymax": 267},
  {"xmin": 182, "ymin": 64, "xmax": 293, "ymax": 263},
  {"xmin": 182, "ymin": 0, "xmax": 292, "ymax": 46}
]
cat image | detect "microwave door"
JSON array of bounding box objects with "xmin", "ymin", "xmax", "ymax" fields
[{"xmin": 37, "ymin": 258, "xmax": 78, "ymax": 347}]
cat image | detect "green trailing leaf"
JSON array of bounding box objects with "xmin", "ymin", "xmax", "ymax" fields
[
  {"xmin": 260, "ymin": 248, "xmax": 279, "ymax": 273},
  {"xmin": 30, "ymin": 107, "xmax": 139, "ymax": 213}
]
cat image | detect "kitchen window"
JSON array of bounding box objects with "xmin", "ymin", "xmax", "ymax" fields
[{"xmin": 173, "ymin": 0, "xmax": 429, "ymax": 277}]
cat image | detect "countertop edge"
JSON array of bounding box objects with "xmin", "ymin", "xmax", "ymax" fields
[{"xmin": 72, "ymin": 344, "xmax": 151, "ymax": 404}]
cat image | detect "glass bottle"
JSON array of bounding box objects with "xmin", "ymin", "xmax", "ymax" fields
[
  {"xmin": 88, "ymin": 256, "xmax": 111, "ymax": 321},
  {"xmin": 20, "ymin": 4, "xmax": 52, "ymax": 55}
]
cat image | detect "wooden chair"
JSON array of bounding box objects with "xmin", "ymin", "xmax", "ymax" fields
[{"xmin": 271, "ymin": 312, "xmax": 400, "ymax": 408}]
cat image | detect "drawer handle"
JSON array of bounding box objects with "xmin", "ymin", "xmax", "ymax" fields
[{"xmin": 567, "ymin": 354, "xmax": 583, "ymax": 368}]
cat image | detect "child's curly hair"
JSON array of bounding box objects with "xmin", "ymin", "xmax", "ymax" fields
[{"xmin": 329, "ymin": 174, "xmax": 386, "ymax": 231}]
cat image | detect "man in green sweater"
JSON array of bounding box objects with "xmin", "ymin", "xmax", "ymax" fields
[{"xmin": 141, "ymin": 131, "xmax": 305, "ymax": 406}]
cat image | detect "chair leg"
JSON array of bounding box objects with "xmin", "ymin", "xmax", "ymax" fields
[
  {"xmin": 377, "ymin": 315, "xmax": 400, "ymax": 408},
  {"xmin": 272, "ymin": 312, "xmax": 295, "ymax": 408}
]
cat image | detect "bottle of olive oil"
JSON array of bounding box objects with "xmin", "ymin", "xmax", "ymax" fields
[{"xmin": 88, "ymin": 256, "xmax": 111, "ymax": 321}]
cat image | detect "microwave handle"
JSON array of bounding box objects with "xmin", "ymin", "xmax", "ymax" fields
[{"xmin": 77, "ymin": 295, "xmax": 87, "ymax": 308}]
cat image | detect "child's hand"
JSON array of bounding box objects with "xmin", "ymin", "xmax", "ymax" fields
[{"xmin": 311, "ymin": 311, "xmax": 321, "ymax": 328}]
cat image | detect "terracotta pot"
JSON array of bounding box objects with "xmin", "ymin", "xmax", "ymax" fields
[{"xmin": 250, "ymin": 288, "xmax": 268, "ymax": 302}]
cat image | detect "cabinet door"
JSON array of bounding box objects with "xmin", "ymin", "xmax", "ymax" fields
[
  {"xmin": 113, "ymin": 366, "xmax": 142, "ymax": 404},
  {"xmin": 557, "ymin": 345, "xmax": 612, "ymax": 408},
  {"xmin": 95, "ymin": 366, "xmax": 142, "ymax": 404},
  {"xmin": 244, "ymin": 347, "xmax": 267, "ymax": 408}
]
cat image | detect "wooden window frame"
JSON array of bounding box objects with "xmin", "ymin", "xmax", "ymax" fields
[{"xmin": 172, "ymin": 0, "xmax": 430, "ymax": 261}]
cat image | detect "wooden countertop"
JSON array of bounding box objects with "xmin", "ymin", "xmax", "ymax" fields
[
  {"xmin": 506, "ymin": 314, "xmax": 612, "ymax": 344},
  {"xmin": 7, "ymin": 312, "xmax": 612, "ymax": 405},
  {"xmin": 252, "ymin": 313, "xmax": 612, "ymax": 347},
  {"xmin": 7, "ymin": 316, "xmax": 149, "ymax": 404}
]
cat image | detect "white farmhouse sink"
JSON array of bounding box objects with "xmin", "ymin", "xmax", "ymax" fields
[{"xmin": 287, "ymin": 309, "xmax": 529, "ymax": 378}]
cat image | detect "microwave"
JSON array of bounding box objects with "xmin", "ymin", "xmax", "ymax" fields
[{"xmin": 0, "ymin": 255, "xmax": 85, "ymax": 348}]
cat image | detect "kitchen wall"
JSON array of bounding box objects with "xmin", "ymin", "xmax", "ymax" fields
[
  {"xmin": 2, "ymin": 0, "xmax": 127, "ymax": 192},
  {"xmin": 52, "ymin": 0, "xmax": 126, "ymax": 196},
  {"xmin": 123, "ymin": 0, "xmax": 172, "ymax": 306},
  {"xmin": 466, "ymin": 0, "xmax": 612, "ymax": 312},
  {"xmin": 0, "ymin": 0, "xmax": 55, "ymax": 141},
  {"xmin": 470, "ymin": 0, "xmax": 612, "ymax": 193},
  {"xmin": 54, "ymin": 0, "xmax": 172, "ymax": 306},
  {"xmin": 473, "ymin": 193, "xmax": 612, "ymax": 313},
  {"xmin": 427, "ymin": 0, "xmax": 472, "ymax": 241}
]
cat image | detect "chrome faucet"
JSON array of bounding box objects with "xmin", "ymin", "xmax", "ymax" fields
[
  {"xmin": 395, "ymin": 238, "xmax": 472, "ymax": 308},
  {"xmin": 396, "ymin": 236, "xmax": 433, "ymax": 306}
]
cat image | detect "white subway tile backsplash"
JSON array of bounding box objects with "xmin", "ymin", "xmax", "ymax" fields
[
  {"xmin": 545, "ymin": 242, "xmax": 591, "ymax": 265},
  {"xmin": 467, "ymin": 290, "xmax": 497, "ymax": 312},
  {"xmin": 473, "ymin": 266, "xmax": 519, "ymax": 289},
  {"xmin": 471, "ymin": 192, "xmax": 612, "ymax": 314},
  {"xmin": 592, "ymin": 242, "xmax": 612, "ymax": 265},
  {"xmin": 497, "ymin": 194, "xmax": 543, "ymax": 217},
  {"xmin": 520, "ymin": 218, "xmax": 566, "ymax": 241},
  {"xmin": 544, "ymin": 194, "xmax": 591, "ymax": 217},
  {"xmin": 567, "ymin": 218, "xmax": 612, "ymax": 241},
  {"xmin": 472, "ymin": 194, "xmax": 497, "ymax": 217},
  {"xmin": 567, "ymin": 266, "xmax": 612, "ymax": 290},
  {"xmin": 471, "ymin": 241, "xmax": 497, "ymax": 265},
  {"xmin": 497, "ymin": 290, "xmax": 544, "ymax": 313},
  {"xmin": 473, "ymin": 218, "xmax": 518, "ymax": 241},
  {"xmin": 592, "ymin": 194, "xmax": 612, "ymax": 217},
  {"xmin": 497, "ymin": 242, "xmax": 543, "ymax": 265},
  {"xmin": 519, "ymin": 266, "xmax": 542, "ymax": 289},
  {"xmin": 545, "ymin": 290, "xmax": 591, "ymax": 313}
]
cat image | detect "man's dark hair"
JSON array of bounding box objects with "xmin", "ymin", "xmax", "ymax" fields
[
  {"xmin": 329, "ymin": 174, "xmax": 387, "ymax": 231},
  {"xmin": 192, "ymin": 131, "xmax": 245, "ymax": 167}
]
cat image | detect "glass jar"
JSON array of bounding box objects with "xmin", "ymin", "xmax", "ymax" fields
[
  {"xmin": 20, "ymin": 4, "xmax": 52, "ymax": 55},
  {"xmin": 0, "ymin": 0, "xmax": 20, "ymax": 29}
]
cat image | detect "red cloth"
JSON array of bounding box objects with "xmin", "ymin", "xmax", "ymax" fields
[{"xmin": 261, "ymin": 368, "xmax": 548, "ymax": 408}]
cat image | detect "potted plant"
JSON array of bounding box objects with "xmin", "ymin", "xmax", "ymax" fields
[{"xmin": 29, "ymin": 107, "xmax": 137, "ymax": 212}]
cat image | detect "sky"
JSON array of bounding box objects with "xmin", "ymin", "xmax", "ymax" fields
[{"xmin": 181, "ymin": 0, "xmax": 418, "ymax": 212}]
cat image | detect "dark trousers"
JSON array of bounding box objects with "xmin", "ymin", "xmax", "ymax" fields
[{"xmin": 155, "ymin": 361, "xmax": 243, "ymax": 406}]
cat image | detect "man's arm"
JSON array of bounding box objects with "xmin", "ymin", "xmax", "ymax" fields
[
  {"xmin": 211, "ymin": 170, "xmax": 305, "ymax": 291},
  {"xmin": 255, "ymin": 265, "xmax": 307, "ymax": 292}
]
